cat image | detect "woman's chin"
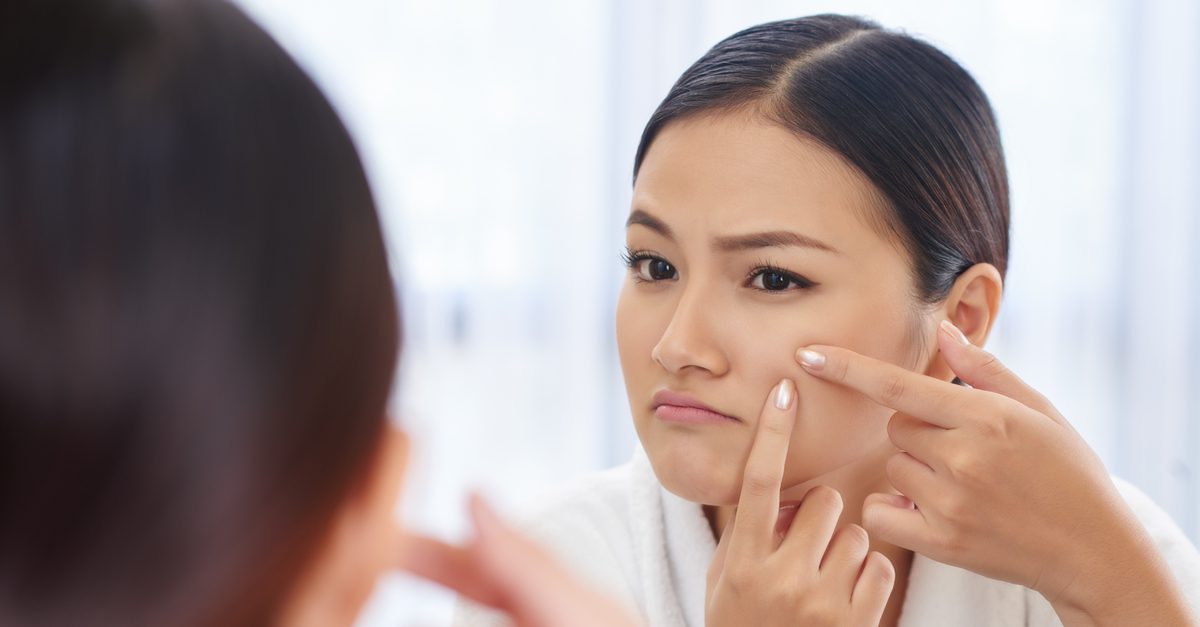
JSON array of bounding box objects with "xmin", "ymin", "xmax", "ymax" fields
[
  {"xmin": 642, "ymin": 437, "xmax": 855, "ymax": 506},
  {"xmin": 644, "ymin": 446, "xmax": 743, "ymax": 506}
]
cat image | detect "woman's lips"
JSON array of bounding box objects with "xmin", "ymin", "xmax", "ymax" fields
[{"xmin": 652, "ymin": 390, "xmax": 740, "ymax": 424}]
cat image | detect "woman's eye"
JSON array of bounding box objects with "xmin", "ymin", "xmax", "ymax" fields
[
  {"xmin": 636, "ymin": 257, "xmax": 677, "ymax": 281},
  {"xmin": 748, "ymin": 267, "xmax": 813, "ymax": 292},
  {"xmin": 622, "ymin": 248, "xmax": 678, "ymax": 282},
  {"xmin": 756, "ymin": 270, "xmax": 791, "ymax": 290}
]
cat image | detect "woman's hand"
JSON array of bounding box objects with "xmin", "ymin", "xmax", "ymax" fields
[
  {"xmin": 706, "ymin": 379, "xmax": 896, "ymax": 627},
  {"xmin": 396, "ymin": 494, "xmax": 641, "ymax": 627},
  {"xmin": 796, "ymin": 320, "xmax": 1198, "ymax": 627}
]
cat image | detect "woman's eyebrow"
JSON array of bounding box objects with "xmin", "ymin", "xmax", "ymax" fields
[
  {"xmin": 713, "ymin": 231, "xmax": 840, "ymax": 254},
  {"xmin": 626, "ymin": 208, "xmax": 839, "ymax": 254},
  {"xmin": 626, "ymin": 208, "xmax": 674, "ymax": 240}
]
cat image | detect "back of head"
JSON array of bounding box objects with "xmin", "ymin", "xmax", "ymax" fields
[{"xmin": 0, "ymin": 1, "xmax": 398, "ymax": 624}]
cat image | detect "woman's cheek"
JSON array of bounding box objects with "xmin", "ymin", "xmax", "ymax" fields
[
  {"xmin": 615, "ymin": 286, "xmax": 671, "ymax": 428},
  {"xmin": 615, "ymin": 286, "xmax": 655, "ymax": 373}
]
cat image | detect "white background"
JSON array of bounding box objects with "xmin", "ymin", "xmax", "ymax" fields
[{"xmin": 233, "ymin": 1, "xmax": 1200, "ymax": 624}]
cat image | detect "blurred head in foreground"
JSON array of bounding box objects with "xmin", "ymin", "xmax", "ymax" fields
[{"xmin": 0, "ymin": 1, "xmax": 405, "ymax": 624}]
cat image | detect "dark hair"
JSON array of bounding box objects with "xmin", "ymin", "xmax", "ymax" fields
[
  {"xmin": 634, "ymin": 14, "xmax": 1009, "ymax": 303},
  {"xmin": 0, "ymin": 1, "xmax": 399, "ymax": 625}
]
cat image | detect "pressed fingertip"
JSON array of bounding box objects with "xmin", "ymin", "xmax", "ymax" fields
[
  {"xmin": 939, "ymin": 319, "xmax": 971, "ymax": 346},
  {"xmin": 797, "ymin": 348, "xmax": 826, "ymax": 369},
  {"xmin": 773, "ymin": 379, "xmax": 795, "ymax": 410}
]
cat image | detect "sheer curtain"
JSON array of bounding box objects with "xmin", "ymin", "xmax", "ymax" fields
[{"xmin": 234, "ymin": 1, "xmax": 1198, "ymax": 624}]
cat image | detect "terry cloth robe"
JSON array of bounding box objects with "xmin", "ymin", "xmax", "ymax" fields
[{"xmin": 453, "ymin": 449, "xmax": 1200, "ymax": 627}]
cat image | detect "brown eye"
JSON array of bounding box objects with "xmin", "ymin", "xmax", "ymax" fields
[
  {"xmin": 747, "ymin": 266, "xmax": 814, "ymax": 292},
  {"xmin": 637, "ymin": 257, "xmax": 677, "ymax": 281},
  {"xmin": 758, "ymin": 269, "xmax": 790, "ymax": 290},
  {"xmin": 621, "ymin": 248, "xmax": 678, "ymax": 282}
]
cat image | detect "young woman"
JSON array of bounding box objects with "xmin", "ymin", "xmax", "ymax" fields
[
  {"xmin": 456, "ymin": 14, "xmax": 1200, "ymax": 627},
  {"xmin": 0, "ymin": 1, "xmax": 639, "ymax": 625}
]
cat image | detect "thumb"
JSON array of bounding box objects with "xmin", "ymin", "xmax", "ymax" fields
[
  {"xmin": 467, "ymin": 494, "xmax": 593, "ymax": 626},
  {"xmin": 394, "ymin": 530, "xmax": 504, "ymax": 608},
  {"xmin": 467, "ymin": 493, "xmax": 562, "ymax": 593}
]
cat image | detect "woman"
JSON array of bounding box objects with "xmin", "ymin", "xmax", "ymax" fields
[
  {"xmin": 456, "ymin": 14, "xmax": 1200, "ymax": 627},
  {"xmin": 0, "ymin": 0, "xmax": 639, "ymax": 625}
]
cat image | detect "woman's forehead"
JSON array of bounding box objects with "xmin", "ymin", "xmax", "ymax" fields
[{"xmin": 630, "ymin": 112, "xmax": 891, "ymax": 252}]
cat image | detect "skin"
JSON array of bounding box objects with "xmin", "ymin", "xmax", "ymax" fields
[
  {"xmin": 618, "ymin": 108, "xmax": 1197, "ymax": 626},
  {"xmin": 619, "ymin": 111, "xmax": 931, "ymax": 513},
  {"xmin": 272, "ymin": 107, "xmax": 1195, "ymax": 625},
  {"xmin": 705, "ymin": 378, "xmax": 896, "ymax": 626},
  {"xmin": 617, "ymin": 109, "xmax": 989, "ymax": 624},
  {"xmin": 800, "ymin": 329, "xmax": 1199, "ymax": 626}
]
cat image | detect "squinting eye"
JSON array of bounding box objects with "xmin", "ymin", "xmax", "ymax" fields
[{"xmin": 636, "ymin": 257, "xmax": 677, "ymax": 281}]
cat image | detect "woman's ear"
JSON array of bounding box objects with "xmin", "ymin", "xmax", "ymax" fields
[
  {"xmin": 943, "ymin": 263, "xmax": 1003, "ymax": 346},
  {"xmin": 923, "ymin": 263, "xmax": 1003, "ymax": 381}
]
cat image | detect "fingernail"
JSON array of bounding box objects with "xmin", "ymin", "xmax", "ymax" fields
[
  {"xmin": 773, "ymin": 379, "xmax": 794, "ymax": 410},
  {"xmin": 940, "ymin": 320, "xmax": 971, "ymax": 346},
  {"xmin": 874, "ymin": 493, "xmax": 914, "ymax": 509},
  {"xmin": 797, "ymin": 348, "xmax": 826, "ymax": 370}
]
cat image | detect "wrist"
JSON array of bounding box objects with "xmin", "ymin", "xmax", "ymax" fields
[
  {"xmin": 1045, "ymin": 518, "xmax": 1194, "ymax": 627},
  {"xmin": 1039, "ymin": 501, "xmax": 1149, "ymax": 618}
]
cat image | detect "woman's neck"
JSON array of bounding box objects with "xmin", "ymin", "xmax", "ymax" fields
[{"xmin": 703, "ymin": 442, "xmax": 913, "ymax": 626}]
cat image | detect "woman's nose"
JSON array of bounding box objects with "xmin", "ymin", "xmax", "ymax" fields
[{"xmin": 650, "ymin": 288, "xmax": 729, "ymax": 377}]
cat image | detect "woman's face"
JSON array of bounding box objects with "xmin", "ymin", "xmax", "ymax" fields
[{"xmin": 617, "ymin": 111, "xmax": 937, "ymax": 506}]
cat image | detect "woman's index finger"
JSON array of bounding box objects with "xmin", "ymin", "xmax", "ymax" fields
[
  {"xmin": 797, "ymin": 345, "xmax": 970, "ymax": 428},
  {"xmin": 731, "ymin": 379, "xmax": 797, "ymax": 556}
]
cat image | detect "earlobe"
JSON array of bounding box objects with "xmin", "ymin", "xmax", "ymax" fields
[{"xmin": 944, "ymin": 263, "xmax": 1003, "ymax": 347}]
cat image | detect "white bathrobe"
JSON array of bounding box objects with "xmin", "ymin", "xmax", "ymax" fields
[{"xmin": 454, "ymin": 449, "xmax": 1200, "ymax": 626}]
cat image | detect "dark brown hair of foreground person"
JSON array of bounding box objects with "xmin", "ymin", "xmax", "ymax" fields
[{"xmin": 0, "ymin": 0, "xmax": 400, "ymax": 624}]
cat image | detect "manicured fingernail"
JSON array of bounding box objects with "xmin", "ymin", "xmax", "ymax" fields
[
  {"xmin": 797, "ymin": 349, "xmax": 826, "ymax": 369},
  {"xmin": 773, "ymin": 379, "xmax": 794, "ymax": 410},
  {"xmin": 940, "ymin": 320, "xmax": 971, "ymax": 346}
]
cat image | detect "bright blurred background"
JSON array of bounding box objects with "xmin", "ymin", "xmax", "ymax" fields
[{"xmin": 232, "ymin": 0, "xmax": 1200, "ymax": 624}]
